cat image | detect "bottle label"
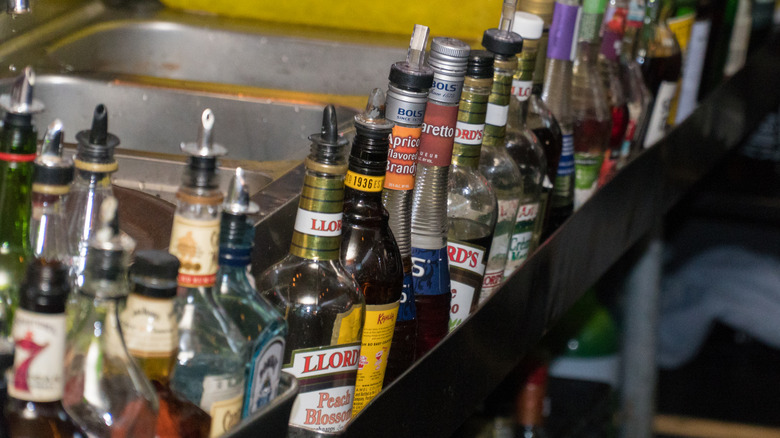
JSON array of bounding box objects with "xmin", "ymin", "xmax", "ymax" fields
[
  {"xmin": 291, "ymin": 173, "xmax": 345, "ymax": 260},
  {"xmin": 345, "ymin": 170, "xmax": 384, "ymax": 193},
  {"xmin": 553, "ymin": 133, "xmax": 575, "ymax": 207},
  {"xmin": 676, "ymin": 20, "xmax": 711, "ymax": 123},
  {"xmin": 429, "ymin": 77, "xmax": 464, "ymax": 104},
  {"xmin": 169, "ymin": 214, "xmax": 221, "ymax": 287},
  {"xmin": 385, "ymin": 94, "xmax": 426, "ymax": 126},
  {"xmin": 294, "ymin": 209, "xmax": 344, "ymax": 237},
  {"xmin": 505, "ymin": 202, "xmax": 539, "ymax": 278},
  {"xmin": 643, "ymin": 81, "xmax": 678, "ymax": 148},
  {"xmin": 483, "ymin": 69, "xmax": 514, "ymax": 147},
  {"xmin": 574, "ymin": 152, "xmax": 604, "ymax": 210},
  {"xmin": 447, "ymin": 240, "xmax": 487, "ymax": 331},
  {"xmin": 667, "ymin": 12, "xmax": 695, "ymax": 53},
  {"xmin": 384, "ymin": 125, "xmax": 422, "ymax": 191},
  {"xmin": 480, "ymin": 198, "xmax": 519, "ymax": 298},
  {"xmin": 484, "ymin": 103, "xmax": 510, "ymax": 130},
  {"xmin": 397, "ymin": 272, "xmax": 416, "ymax": 322},
  {"xmin": 246, "ymin": 336, "xmax": 285, "ymax": 415},
  {"xmin": 454, "ymin": 121, "xmax": 485, "ymax": 145},
  {"xmin": 9, "ymin": 309, "xmax": 66, "ymax": 402},
  {"xmin": 120, "ymin": 293, "xmax": 177, "ymax": 357},
  {"xmin": 285, "ymin": 343, "xmax": 361, "ymax": 433},
  {"xmin": 512, "ymin": 79, "xmax": 533, "ymax": 102},
  {"xmin": 418, "ymin": 102, "xmax": 459, "ymax": 167},
  {"xmin": 411, "ymin": 247, "xmax": 450, "ymax": 297},
  {"xmin": 352, "ymin": 301, "xmax": 399, "ymax": 416},
  {"xmin": 207, "ymin": 386, "xmax": 245, "ymax": 437}
]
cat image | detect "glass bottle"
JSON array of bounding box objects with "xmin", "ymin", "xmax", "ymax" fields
[
  {"xmin": 504, "ymin": 12, "xmax": 548, "ymax": 279},
  {"xmin": 635, "ymin": 0, "xmax": 683, "ymax": 148},
  {"xmin": 515, "ymin": 361, "xmax": 550, "ymax": 438},
  {"xmin": 674, "ymin": 0, "xmax": 713, "ymax": 123},
  {"xmin": 517, "ymin": 0, "xmax": 557, "ymax": 101},
  {"xmin": 410, "ymin": 37, "xmax": 470, "ymax": 357},
  {"xmin": 168, "ymin": 110, "xmax": 247, "ymax": 437},
  {"xmin": 213, "ymin": 168, "xmax": 287, "ymax": 418},
  {"xmin": 572, "ymin": 0, "xmax": 612, "ymax": 210},
  {"xmin": 30, "ymin": 120, "xmax": 74, "ymax": 263},
  {"xmin": 340, "ymin": 89, "xmax": 403, "ymax": 415},
  {"xmin": 618, "ymin": 4, "xmax": 653, "ymax": 163},
  {"xmin": 63, "ymin": 196, "xmax": 158, "ymax": 437},
  {"xmin": 65, "ymin": 104, "xmax": 120, "ymax": 285},
  {"xmin": 0, "ymin": 67, "xmax": 44, "ymax": 336},
  {"xmin": 121, "ymin": 250, "xmax": 211, "ymax": 438},
  {"xmin": 477, "ymin": 2, "xmax": 525, "ymax": 304},
  {"xmin": 382, "ymin": 24, "xmax": 433, "ymax": 384},
  {"xmin": 259, "ymin": 106, "xmax": 364, "ymax": 435},
  {"xmin": 5, "ymin": 260, "xmax": 85, "ymax": 438},
  {"xmin": 447, "ymin": 51, "xmax": 497, "ymax": 329},
  {"xmin": 542, "ymin": 0, "xmax": 580, "ymax": 230}
]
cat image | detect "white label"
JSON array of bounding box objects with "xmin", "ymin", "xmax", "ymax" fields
[
  {"xmin": 9, "ymin": 309, "xmax": 66, "ymax": 402},
  {"xmin": 676, "ymin": 20, "xmax": 711, "ymax": 123},
  {"xmin": 200, "ymin": 373, "xmax": 245, "ymax": 416},
  {"xmin": 511, "ymin": 79, "xmax": 533, "ymax": 101},
  {"xmin": 208, "ymin": 391, "xmax": 244, "ymax": 437},
  {"xmin": 644, "ymin": 81, "xmax": 678, "ymax": 148},
  {"xmin": 449, "ymin": 279, "xmax": 476, "ymax": 329},
  {"xmin": 455, "ymin": 121, "xmax": 485, "ymax": 145},
  {"xmin": 516, "ymin": 202, "xmax": 539, "ymax": 223},
  {"xmin": 505, "ymin": 231, "xmax": 533, "ymax": 276},
  {"xmin": 429, "ymin": 76, "xmax": 464, "ymax": 104},
  {"xmin": 247, "ymin": 337, "xmax": 285, "ymax": 414},
  {"xmin": 294, "ymin": 209, "xmax": 344, "ymax": 237},
  {"xmin": 289, "ymin": 385, "xmax": 354, "ymax": 432},
  {"xmin": 447, "ymin": 241, "xmax": 486, "ymax": 273},
  {"xmin": 121, "ymin": 294, "xmax": 177, "ymax": 357},
  {"xmin": 286, "ymin": 344, "xmax": 361, "ymax": 379},
  {"xmin": 480, "ymin": 269, "xmax": 504, "ymax": 296},
  {"xmin": 485, "ymin": 103, "xmax": 510, "ymax": 127}
]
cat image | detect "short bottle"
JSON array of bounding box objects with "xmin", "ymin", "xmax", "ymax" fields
[
  {"xmin": 121, "ymin": 250, "xmax": 212, "ymax": 438},
  {"xmin": 515, "ymin": 360, "xmax": 550, "ymax": 438},
  {"xmin": 213, "ymin": 168, "xmax": 287, "ymax": 417},
  {"xmin": 63, "ymin": 197, "xmax": 159, "ymax": 437},
  {"xmin": 5, "ymin": 260, "xmax": 85, "ymax": 438}
]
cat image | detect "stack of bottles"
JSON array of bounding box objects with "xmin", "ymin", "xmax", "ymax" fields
[{"xmin": 0, "ymin": 0, "xmax": 767, "ymax": 431}]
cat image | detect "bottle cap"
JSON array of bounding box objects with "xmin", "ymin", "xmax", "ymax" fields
[
  {"xmin": 388, "ymin": 24, "xmax": 434, "ymax": 90},
  {"xmin": 0, "ymin": 66, "xmax": 44, "ymax": 115},
  {"xmin": 33, "ymin": 119, "xmax": 74, "ymax": 189},
  {"xmin": 482, "ymin": 28, "xmax": 524, "ymax": 56},
  {"xmin": 466, "ymin": 50, "xmax": 495, "ymax": 79},
  {"xmin": 308, "ymin": 105, "xmax": 349, "ymax": 166},
  {"xmin": 19, "ymin": 260, "xmax": 70, "ymax": 314},
  {"xmin": 74, "ymin": 104, "xmax": 120, "ymax": 170},
  {"xmin": 427, "ymin": 37, "xmax": 471, "ymax": 74},
  {"xmin": 130, "ymin": 250, "xmax": 180, "ymax": 299},
  {"xmin": 181, "ymin": 109, "xmax": 228, "ymax": 189},
  {"xmin": 349, "ymin": 88, "xmax": 392, "ymax": 176},
  {"xmin": 512, "ymin": 12, "xmax": 545, "ymax": 40}
]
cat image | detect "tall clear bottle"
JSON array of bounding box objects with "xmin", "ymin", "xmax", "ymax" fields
[
  {"xmin": 340, "ymin": 89, "xmax": 403, "ymax": 415},
  {"xmin": 5, "ymin": 260, "xmax": 85, "ymax": 438},
  {"xmin": 382, "ymin": 24, "xmax": 433, "ymax": 384},
  {"xmin": 213, "ymin": 168, "xmax": 287, "ymax": 417},
  {"xmin": 259, "ymin": 106, "xmax": 364, "ymax": 435},
  {"xmin": 504, "ymin": 12, "xmax": 549, "ymax": 279},
  {"xmin": 447, "ymin": 51, "xmax": 497, "ymax": 329},
  {"xmin": 0, "ymin": 67, "xmax": 44, "ymax": 336},
  {"xmin": 542, "ymin": 0, "xmax": 580, "ymax": 230},
  {"xmin": 410, "ymin": 37, "xmax": 470, "ymax": 357},
  {"xmin": 619, "ymin": 3, "xmax": 653, "ymax": 162},
  {"xmin": 168, "ymin": 110, "xmax": 247, "ymax": 438},
  {"xmin": 572, "ymin": 0, "xmax": 612, "ymax": 210},
  {"xmin": 63, "ymin": 197, "xmax": 158, "ymax": 436},
  {"xmin": 477, "ymin": 2, "xmax": 525, "ymax": 303}
]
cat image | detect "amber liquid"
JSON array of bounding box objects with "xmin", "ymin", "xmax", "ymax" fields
[{"xmin": 5, "ymin": 399, "xmax": 85, "ymax": 438}]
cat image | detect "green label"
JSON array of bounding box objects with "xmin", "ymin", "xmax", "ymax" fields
[{"xmin": 574, "ymin": 152, "xmax": 604, "ymax": 210}]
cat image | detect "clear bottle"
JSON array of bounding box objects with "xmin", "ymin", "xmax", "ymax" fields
[
  {"xmin": 30, "ymin": 120, "xmax": 74, "ymax": 263},
  {"xmin": 674, "ymin": 0, "xmax": 713, "ymax": 123},
  {"xmin": 63, "ymin": 197, "xmax": 159, "ymax": 437},
  {"xmin": 514, "ymin": 361, "xmax": 550, "ymax": 438},
  {"xmin": 410, "ymin": 37, "xmax": 470, "ymax": 357},
  {"xmin": 542, "ymin": 0, "xmax": 580, "ymax": 230},
  {"xmin": 340, "ymin": 89, "xmax": 404, "ymax": 414},
  {"xmin": 259, "ymin": 106, "xmax": 364, "ymax": 435},
  {"xmin": 382, "ymin": 24, "xmax": 433, "ymax": 384},
  {"xmin": 168, "ymin": 110, "xmax": 247, "ymax": 437},
  {"xmin": 5, "ymin": 260, "xmax": 85, "ymax": 438},
  {"xmin": 213, "ymin": 168, "xmax": 287, "ymax": 418},
  {"xmin": 447, "ymin": 51, "xmax": 497, "ymax": 329},
  {"xmin": 121, "ymin": 250, "xmax": 211, "ymax": 438},
  {"xmin": 65, "ymin": 104, "xmax": 120, "ymax": 285},
  {"xmin": 619, "ymin": 5, "xmax": 653, "ymax": 163},
  {"xmin": 0, "ymin": 67, "xmax": 44, "ymax": 336},
  {"xmin": 504, "ymin": 12, "xmax": 548, "ymax": 279},
  {"xmin": 517, "ymin": 0, "xmax": 558, "ymax": 101},
  {"xmin": 477, "ymin": 3, "xmax": 525, "ymax": 304},
  {"xmin": 572, "ymin": 0, "xmax": 613, "ymax": 210}
]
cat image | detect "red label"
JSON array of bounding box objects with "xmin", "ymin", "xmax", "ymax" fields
[
  {"xmin": 417, "ymin": 103, "xmax": 459, "ymax": 167},
  {"xmin": 0, "ymin": 152, "xmax": 36, "ymax": 163}
]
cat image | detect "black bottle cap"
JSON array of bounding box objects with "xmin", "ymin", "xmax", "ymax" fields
[
  {"xmin": 308, "ymin": 105, "xmax": 349, "ymax": 166},
  {"xmin": 388, "ymin": 62, "xmax": 435, "ymax": 90},
  {"xmin": 19, "ymin": 260, "xmax": 70, "ymax": 314},
  {"xmin": 482, "ymin": 28, "xmax": 524, "ymax": 56},
  {"xmin": 180, "ymin": 109, "xmax": 227, "ymax": 190},
  {"xmin": 350, "ymin": 89, "xmax": 392, "ymax": 177},
  {"xmin": 75, "ymin": 104, "xmax": 120, "ymax": 165},
  {"xmin": 130, "ymin": 250, "xmax": 180, "ymax": 298},
  {"xmin": 467, "ymin": 50, "xmax": 495, "ymax": 79}
]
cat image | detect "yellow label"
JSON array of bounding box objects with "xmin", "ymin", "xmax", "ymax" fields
[
  {"xmin": 332, "ymin": 304, "xmax": 363, "ymax": 345},
  {"xmin": 208, "ymin": 392, "xmax": 244, "ymax": 437},
  {"xmin": 169, "ymin": 214, "xmax": 220, "ymax": 287},
  {"xmin": 352, "ymin": 301, "xmax": 399, "ymax": 416},
  {"xmin": 666, "ymin": 13, "xmax": 694, "ymax": 127},
  {"xmin": 344, "ymin": 171, "xmax": 384, "ymax": 192}
]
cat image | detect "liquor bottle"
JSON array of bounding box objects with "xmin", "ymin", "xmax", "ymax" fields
[
  {"xmin": 697, "ymin": 0, "xmax": 736, "ymax": 99},
  {"xmin": 30, "ymin": 120, "xmax": 74, "ymax": 263},
  {"xmin": 0, "ymin": 67, "xmax": 44, "ymax": 336},
  {"xmin": 674, "ymin": 0, "xmax": 712, "ymax": 123},
  {"xmin": 517, "ymin": 0, "xmax": 557, "ymax": 100},
  {"xmin": 121, "ymin": 250, "xmax": 211, "ymax": 438},
  {"xmin": 572, "ymin": 0, "xmax": 612, "ymax": 210},
  {"xmin": 635, "ymin": 0, "xmax": 682, "ymax": 148},
  {"xmin": 63, "ymin": 197, "xmax": 158, "ymax": 436},
  {"xmin": 382, "ymin": 24, "xmax": 433, "ymax": 384},
  {"xmin": 542, "ymin": 0, "xmax": 580, "ymax": 230},
  {"xmin": 168, "ymin": 110, "xmax": 247, "ymax": 437},
  {"xmin": 259, "ymin": 106, "xmax": 364, "ymax": 435},
  {"xmin": 477, "ymin": 2, "xmax": 525, "ymax": 303},
  {"xmin": 213, "ymin": 167, "xmax": 287, "ymax": 417},
  {"xmin": 65, "ymin": 104, "xmax": 120, "ymax": 284},
  {"xmin": 504, "ymin": 12, "xmax": 548, "ymax": 279},
  {"xmin": 340, "ymin": 89, "xmax": 403, "ymax": 415},
  {"xmin": 447, "ymin": 51, "xmax": 497, "ymax": 329},
  {"xmin": 410, "ymin": 37, "xmax": 470, "ymax": 357},
  {"xmin": 722, "ymin": 0, "xmax": 751, "ymax": 78},
  {"xmin": 515, "ymin": 361, "xmax": 550, "ymax": 438},
  {"xmin": 5, "ymin": 260, "xmax": 84, "ymax": 438}
]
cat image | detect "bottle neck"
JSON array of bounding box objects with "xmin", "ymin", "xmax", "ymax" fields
[
  {"xmin": 0, "ymin": 114, "xmax": 36, "ymax": 156},
  {"xmin": 513, "ymin": 40, "xmax": 540, "ymax": 126},
  {"xmin": 482, "ymin": 54, "xmax": 518, "ymax": 148},
  {"xmin": 31, "ymin": 192, "xmax": 67, "ymax": 261},
  {"xmin": 451, "ymin": 75, "xmax": 492, "ymax": 168}
]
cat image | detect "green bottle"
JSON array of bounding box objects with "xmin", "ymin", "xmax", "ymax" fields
[{"xmin": 0, "ymin": 67, "xmax": 44, "ymax": 335}]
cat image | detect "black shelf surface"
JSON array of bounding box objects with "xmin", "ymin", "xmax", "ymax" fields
[{"xmin": 246, "ymin": 30, "xmax": 780, "ymax": 438}]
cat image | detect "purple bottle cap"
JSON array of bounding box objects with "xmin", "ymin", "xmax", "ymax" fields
[{"xmin": 547, "ymin": 2, "xmax": 581, "ymax": 61}]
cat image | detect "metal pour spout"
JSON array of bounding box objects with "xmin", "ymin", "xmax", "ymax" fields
[
  {"xmin": 0, "ymin": 66, "xmax": 44, "ymax": 115},
  {"xmin": 181, "ymin": 108, "xmax": 227, "ymax": 158},
  {"xmin": 7, "ymin": 0, "xmax": 30, "ymax": 15},
  {"xmin": 223, "ymin": 167, "xmax": 260, "ymax": 215},
  {"xmin": 41, "ymin": 119, "xmax": 64, "ymax": 160}
]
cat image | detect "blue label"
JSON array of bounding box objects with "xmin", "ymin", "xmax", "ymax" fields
[
  {"xmin": 557, "ymin": 134, "xmax": 575, "ymax": 176},
  {"xmin": 411, "ymin": 247, "xmax": 450, "ymax": 297},
  {"xmin": 397, "ymin": 272, "xmax": 417, "ymax": 322}
]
